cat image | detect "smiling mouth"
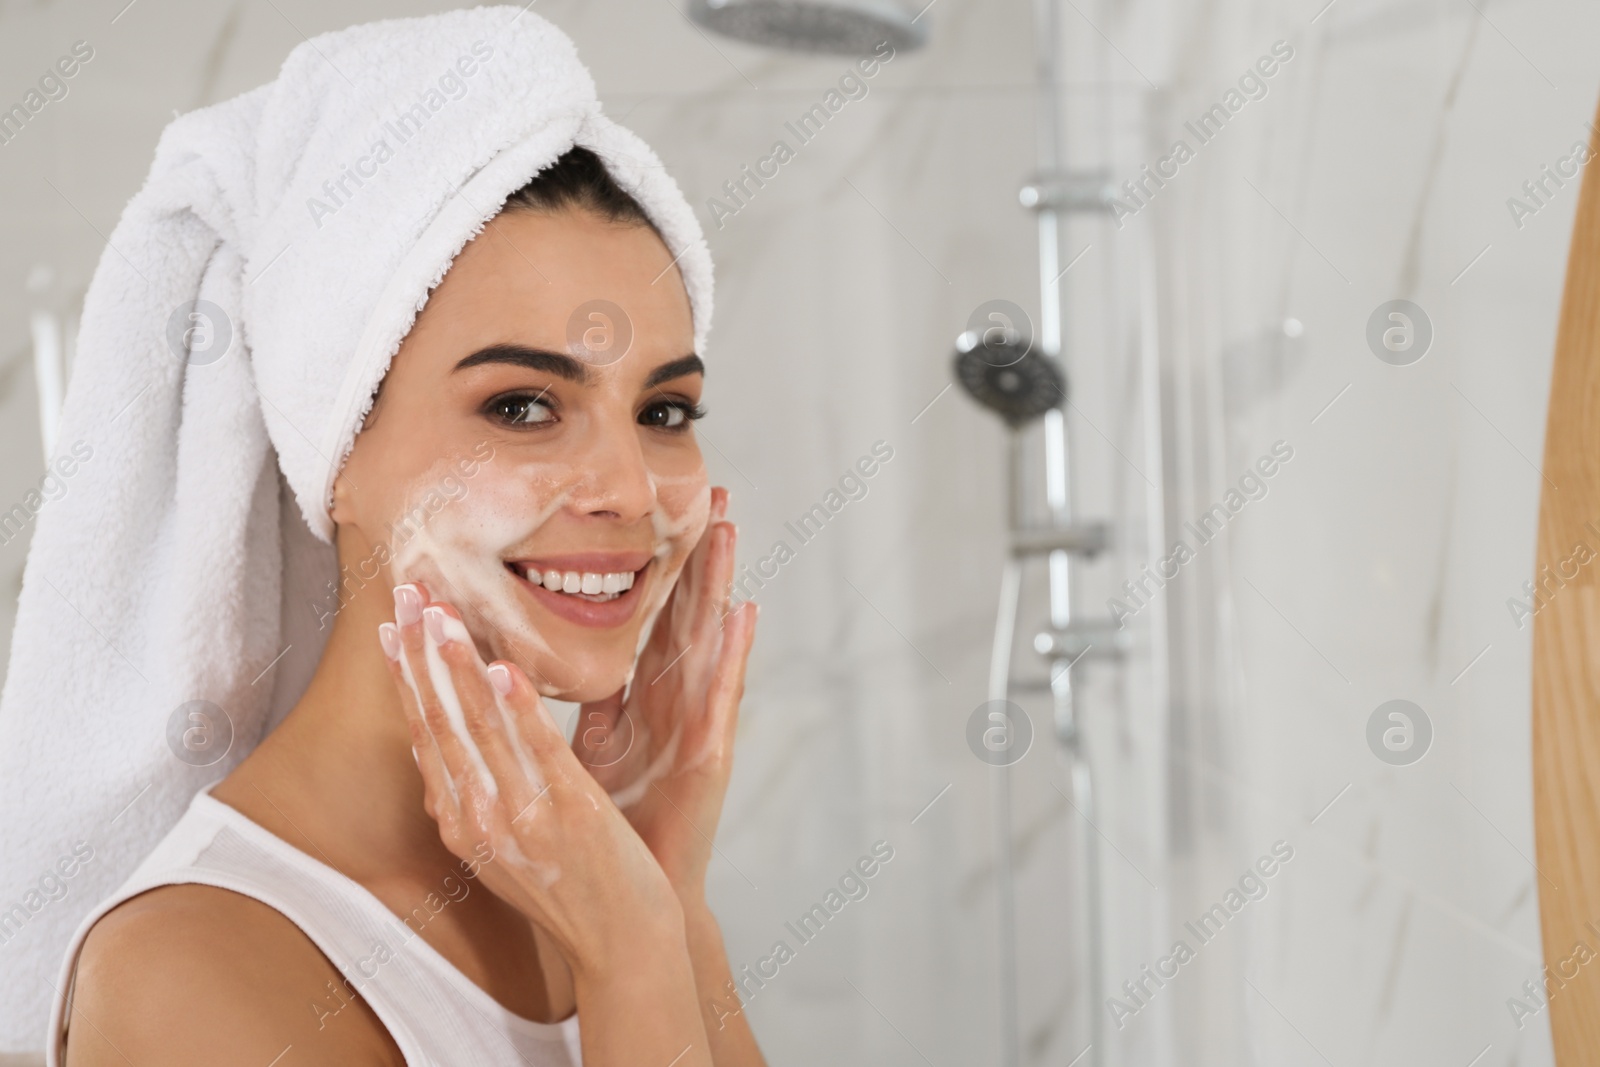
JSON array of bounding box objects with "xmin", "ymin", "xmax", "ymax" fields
[{"xmin": 505, "ymin": 561, "xmax": 648, "ymax": 604}]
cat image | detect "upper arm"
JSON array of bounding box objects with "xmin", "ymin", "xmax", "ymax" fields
[{"xmin": 65, "ymin": 884, "xmax": 402, "ymax": 1067}]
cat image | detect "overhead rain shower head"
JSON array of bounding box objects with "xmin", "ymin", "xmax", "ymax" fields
[
  {"xmin": 952, "ymin": 327, "xmax": 1066, "ymax": 428},
  {"xmin": 686, "ymin": 0, "xmax": 929, "ymax": 55}
]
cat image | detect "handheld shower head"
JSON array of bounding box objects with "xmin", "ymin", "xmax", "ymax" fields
[
  {"xmin": 686, "ymin": 0, "xmax": 929, "ymax": 55},
  {"xmin": 952, "ymin": 326, "xmax": 1066, "ymax": 428}
]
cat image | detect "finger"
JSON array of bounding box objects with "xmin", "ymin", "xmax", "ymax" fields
[
  {"xmin": 658, "ymin": 486, "xmax": 727, "ymax": 643},
  {"xmin": 703, "ymin": 600, "xmax": 758, "ymax": 762},
  {"xmin": 697, "ymin": 519, "xmax": 738, "ymax": 641},
  {"xmin": 683, "ymin": 490, "xmax": 727, "ymax": 600},
  {"xmin": 423, "ymin": 603, "xmax": 538, "ymax": 817},
  {"xmin": 380, "ymin": 622, "xmax": 459, "ymax": 821},
  {"xmin": 707, "ymin": 492, "xmax": 742, "ymax": 633},
  {"xmin": 674, "ymin": 581, "xmax": 751, "ymax": 764},
  {"xmin": 666, "ymin": 519, "xmax": 736, "ymax": 709},
  {"xmin": 394, "ymin": 582, "xmax": 485, "ymax": 799},
  {"xmin": 654, "ymin": 505, "xmax": 733, "ymax": 674},
  {"xmin": 490, "ymin": 658, "xmax": 603, "ymax": 801}
]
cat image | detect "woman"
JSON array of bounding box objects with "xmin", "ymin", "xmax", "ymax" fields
[{"xmin": 1, "ymin": 9, "xmax": 761, "ymax": 1066}]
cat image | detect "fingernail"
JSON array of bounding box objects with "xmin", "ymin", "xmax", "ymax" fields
[
  {"xmin": 394, "ymin": 584, "xmax": 422, "ymax": 625},
  {"xmin": 487, "ymin": 663, "xmax": 513, "ymax": 696},
  {"xmin": 378, "ymin": 623, "xmax": 400, "ymax": 660},
  {"xmin": 423, "ymin": 605, "xmax": 450, "ymax": 644},
  {"xmin": 410, "ymin": 746, "xmax": 420, "ymax": 766}
]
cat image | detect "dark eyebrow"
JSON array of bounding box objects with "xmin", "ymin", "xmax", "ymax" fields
[
  {"xmin": 645, "ymin": 354, "xmax": 705, "ymax": 388},
  {"xmin": 451, "ymin": 345, "xmax": 704, "ymax": 389},
  {"xmin": 453, "ymin": 344, "xmax": 591, "ymax": 383}
]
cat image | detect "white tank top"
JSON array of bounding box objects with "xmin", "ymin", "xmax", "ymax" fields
[{"xmin": 46, "ymin": 784, "xmax": 582, "ymax": 1066}]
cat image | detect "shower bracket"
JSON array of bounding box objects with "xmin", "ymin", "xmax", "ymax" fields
[
  {"xmin": 1018, "ymin": 169, "xmax": 1119, "ymax": 215},
  {"xmin": 1009, "ymin": 520, "xmax": 1111, "ymax": 559},
  {"xmin": 1031, "ymin": 620, "xmax": 1131, "ymax": 663}
]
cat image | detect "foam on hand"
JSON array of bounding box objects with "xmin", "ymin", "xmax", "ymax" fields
[
  {"xmin": 416, "ymin": 607, "xmax": 499, "ymax": 799},
  {"xmin": 413, "ymin": 607, "xmax": 560, "ymax": 886},
  {"xmin": 397, "ymin": 646, "xmax": 462, "ymax": 806},
  {"xmin": 493, "ymin": 687, "xmax": 548, "ymax": 797}
]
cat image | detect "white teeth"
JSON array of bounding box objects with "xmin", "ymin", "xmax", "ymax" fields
[{"xmin": 520, "ymin": 565, "xmax": 639, "ymax": 600}]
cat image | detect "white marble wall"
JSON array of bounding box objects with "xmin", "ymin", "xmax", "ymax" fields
[
  {"xmin": 1073, "ymin": 0, "xmax": 1595, "ymax": 1064},
  {"xmin": 0, "ymin": 0, "xmax": 1589, "ymax": 1063}
]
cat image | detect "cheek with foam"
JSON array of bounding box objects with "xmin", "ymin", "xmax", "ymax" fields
[
  {"xmin": 390, "ymin": 458, "xmax": 579, "ymax": 694},
  {"xmin": 388, "ymin": 454, "xmax": 710, "ymax": 712},
  {"xmin": 603, "ymin": 474, "xmax": 716, "ymax": 808},
  {"xmin": 630, "ymin": 473, "xmax": 712, "ymax": 660},
  {"xmin": 647, "ymin": 472, "xmax": 717, "ymax": 696}
]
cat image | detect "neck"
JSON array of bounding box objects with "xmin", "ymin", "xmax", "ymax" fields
[{"xmin": 218, "ymin": 568, "xmax": 445, "ymax": 875}]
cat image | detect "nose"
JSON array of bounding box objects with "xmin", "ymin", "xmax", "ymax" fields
[{"xmin": 563, "ymin": 410, "xmax": 656, "ymax": 523}]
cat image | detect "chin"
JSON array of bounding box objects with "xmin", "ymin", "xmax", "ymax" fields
[
  {"xmin": 479, "ymin": 626, "xmax": 633, "ymax": 702},
  {"xmin": 550, "ymin": 666, "xmax": 635, "ymax": 705}
]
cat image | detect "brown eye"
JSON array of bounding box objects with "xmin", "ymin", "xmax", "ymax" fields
[
  {"xmin": 488, "ymin": 393, "xmax": 555, "ymax": 426},
  {"xmin": 639, "ymin": 398, "xmax": 706, "ymax": 431}
]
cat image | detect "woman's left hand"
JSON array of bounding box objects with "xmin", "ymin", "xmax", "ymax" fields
[{"xmin": 574, "ymin": 486, "xmax": 758, "ymax": 902}]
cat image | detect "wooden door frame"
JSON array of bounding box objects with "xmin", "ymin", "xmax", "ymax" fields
[{"xmin": 1534, "ymin": 109, "xmax": 1600, "ymax": 1064}]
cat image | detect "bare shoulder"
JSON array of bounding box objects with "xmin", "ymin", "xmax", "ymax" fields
[{"xmin": 65, "ymin": 883, "xmax": 402, "ymax": 1067}]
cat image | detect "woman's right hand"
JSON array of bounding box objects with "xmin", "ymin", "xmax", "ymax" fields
[{"xmin": 378, "ymin": 580, "xmax": 685, "ymax": 975}]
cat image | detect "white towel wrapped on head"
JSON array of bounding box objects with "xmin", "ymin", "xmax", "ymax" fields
[{"xmin": 0, "ymin": 6, "xmax": 713, "ymax": 1051}]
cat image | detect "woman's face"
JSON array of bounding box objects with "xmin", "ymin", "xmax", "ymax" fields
[{"xmin": 332, "ymin": 205, "xmax": 709, "ymax": 703}]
